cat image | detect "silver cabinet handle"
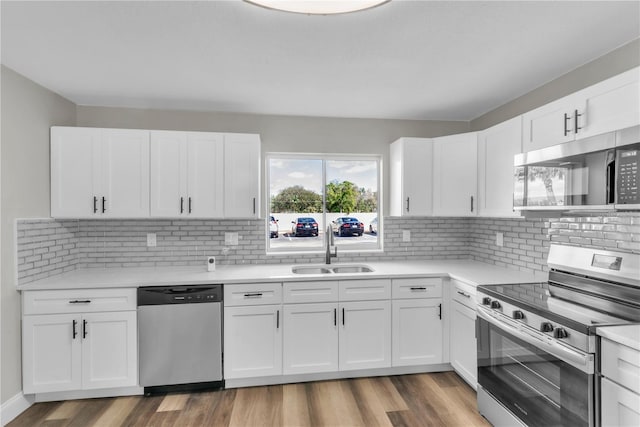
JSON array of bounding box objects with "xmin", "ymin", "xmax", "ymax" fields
[
  {"xmin": 457, "ymin": 290, "xmax": 470, "ymax": 298},
  {"xmin": 574, "ymin": 109, "xmax": 582, "ymax": 134},
  {"xmin": 253, "ymin": 197, "xmax": 256, "ymax": 214},
  {"xmin": 244, "ymin": 293, "xmax": 263, "ymax": 298},
  {"xmin": 470, "ymin": 196, "xmax": 474, "ymax": 212},
  {"xmin": 102, "ymin": 196, "xmax": 106, "ymax": 213},
  {"xmin": 180, "ymin": 197, "xmax": 184, "ymax": 214},
  {"xmin": 406, "ymin": 197, "xmax": 410, "ymax": 212},
  {"xmin": 564, "ymin": 112, "xmax": 571, "ymax": 136},
  {"xmin": 188, "ymin": 197, "xmax": 192, "ymax": 213},
  {"xmin": 69, "ymin": 300, "xmax": 91, "ymax": 304}
]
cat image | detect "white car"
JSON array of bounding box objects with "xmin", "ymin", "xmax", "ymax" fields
[{"xmin": 269, "ymin": 216, "xmax": 279, "ymax": 238}]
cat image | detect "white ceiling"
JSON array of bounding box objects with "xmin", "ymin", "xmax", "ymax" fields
[{"xmin": 2, "ymin": 0, "xmax": 639, "ymax": 121}]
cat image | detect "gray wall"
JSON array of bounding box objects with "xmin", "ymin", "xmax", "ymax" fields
[
  {"xmin": 471, "ymin": 39, "xmax": 640, "ymax": 130},
  {"xmin": 0, "ymin": 66, "xmax": 76, "ymax": 403},
  {"xmin": 76, "ymin": 107, "xmax": 470, "ymax": 216}
]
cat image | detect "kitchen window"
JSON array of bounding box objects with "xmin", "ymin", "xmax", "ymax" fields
[{"xmin": 267, "ymin": 153, "xmax": 381, "ymax": 253}]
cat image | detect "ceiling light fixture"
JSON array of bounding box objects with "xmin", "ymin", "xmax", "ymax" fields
[{"xmin": 246, "ymin": 0, "xmax": 390, "ymax": 15}]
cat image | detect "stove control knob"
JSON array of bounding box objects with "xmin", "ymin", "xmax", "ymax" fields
[
  {"xmin": 482, "ymin": 297, "xmax": 492, "ymax": 306},
  {"xmin": 541, "ymin": 322, "xmax": 554, "ymax": 333},
  {"xmin": 512, "ymin": 310, "xmax": 525, "ymax": 320},
  {"xmin": 490, "ymin": 300, "xmax": 501, "ymax": 309},
  {"xmin": 554, "ymin": 328, "xmax": 569, "ymax": 339}
]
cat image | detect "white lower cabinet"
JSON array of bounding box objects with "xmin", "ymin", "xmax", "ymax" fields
[
  {"xmin": 22, "ymin": 291, "xmax": 138, "ymax": 395},
  {"xmin": 600, "ymin": 337, "xmax": 640, "ymax": 426},
  {"xmin": 283, "ymin": 303, "xmax": 338, "ymax": 374},
  {"xmin": 224, "ymin": 304, "xmax": 283, "ymax": 379},
  {"xmin": 392, "ymin": 299, "xmax": 443, "ymax": 366},
  {"xmin": 339, "ymin": 300, "xmax": 392, "ymax": 371},
  {"xmin": 449, "ymin": 280, "xmax": 477, "ymax": 388},
  {"xmin": 601, "ymin": 377, "xmax": 640, "ymax": 427}
]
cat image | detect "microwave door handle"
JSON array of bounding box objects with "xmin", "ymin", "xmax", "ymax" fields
[
  {"xmin": 606, "ymin": 153, "xmax": 616, "ymax": 204},
  {"xmin": 476, "ymin": 307, "xmax": 593, "ymax": 374}
]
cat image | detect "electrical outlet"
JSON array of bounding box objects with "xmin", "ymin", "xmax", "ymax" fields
[
  {"xmin": 225, "ymin": 232, "xmax": 239, "ymax": 246},
  {"xmin": 147, "ymin": 233, "xmax": 157, "ymax": 247},
  {"xmin": 402, "ymin": 230, "xmax": 411, "ymax": 242},
  {"xmin": 496, "ymin": 232, "xmax": 504, "ymax": 247}
]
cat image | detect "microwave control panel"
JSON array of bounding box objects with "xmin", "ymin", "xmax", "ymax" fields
[{"xmin": 617, "ymin": 148, "xmax": 639, "ymax": 204}]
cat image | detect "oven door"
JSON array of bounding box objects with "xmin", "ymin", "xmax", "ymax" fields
[{"xmin": 477, "ymin": 308, "xmax": 595, "ymax": 427}]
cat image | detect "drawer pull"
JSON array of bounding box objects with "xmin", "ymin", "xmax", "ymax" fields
[
  {"xmin": 410, "ymin": 287, "xmax": 427, "ymax": 291},
  {"xmin": 457, "ymin": 290, "xmax": 471, "ymax": 298},
  {"xmin": 244, "ymin": 293, "xmax": 263, "ymax": 298},
  {"xmin": 69, "ymin": 300, "xmax": 92, "ymax": 304}
]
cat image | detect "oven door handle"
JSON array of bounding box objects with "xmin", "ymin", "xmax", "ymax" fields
[{"xmin": 477, "ymin": 307, "xmax": 594, "ymax": 374}]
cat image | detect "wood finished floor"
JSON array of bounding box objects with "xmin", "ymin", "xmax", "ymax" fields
[{"xmin": 8, "ymin": 372, "xmax": 491, "ymax": 427}]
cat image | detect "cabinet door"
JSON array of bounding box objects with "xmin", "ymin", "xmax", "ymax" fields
[
  {"xmin": 224, "ymin": 305, "xmax": 282, "ymax": 379},
  {"xmin": 339, "ymin": 300, "xmax": 391, "ymax": 371},
  {"xmin": 101, "ymin": 129, "xmax": 150, "ymax": 218},
  {"xmin": 522, "ymin": 95, "xmax": 576, "ymax": 151},
  {"xmin": 81, "ymin": 311, "xmax": 138, "ymax": 390},
  {"xmin": 477, "ymin": 117, "xmax": 522, "ymax": 217},
  {"xmin": 283, "ymin": 303, "xmax": 338, "ymax": 375},
  {"xmin": 433, "ymin": 132, "xmax": 478, "ymax": 216},
  {"xmin": 224, "ymin": 133, "xmax": 261, "ymax": 218},
  {"xmin": 392, "ymin": 299, "xmax": 443, "ymax": 367},
  {"xmin": 22, "ymin": 314, "xmax": 82, "ymax": 394},
  {"xmin": 577, "ymin": 67, "xmax": 640, "ymax": 140},
  {"xmin": 51, "ymin": 127, "xmax": 101, "ymax": 218},
  {"xmin": 601, "ymin": 377, "xmax": 640, "ymax": 427},
  {"xmin": 450, "ymin": 300, "xmax": 477, "ymax": 389},
  {"xmin": 187, "ymin": 132, "xmax": 224, "ymax": 217},
  {"xmin": 150, "ymin": 131, "xmax": 188, "ymax": 217},
  {"xmin": 390, "ymin": 138, "xmax": 433, "ymax": 216}
]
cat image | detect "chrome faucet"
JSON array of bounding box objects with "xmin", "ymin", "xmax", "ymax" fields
[{"xmin": 325, "ymin": 225, "xmax": 337, "ymax": 264}]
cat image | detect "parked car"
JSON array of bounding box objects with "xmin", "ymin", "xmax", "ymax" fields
[
  {"xmin": 369, "ymin": 217, "xmax": 378, "ymax": 234},
  {"xmin": 332, "ymin": 217, "xmax": 364, "ymax": 237},
  {"xmin": 269, "ymin": 216, "xmax": 279, "ymax": 238},
  {"xmin": 291, "ymin": 217, "xmax": 319, "ymax": 237}
]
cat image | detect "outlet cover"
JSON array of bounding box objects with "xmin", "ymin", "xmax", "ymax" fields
[
  {"xmin": 496, "ymin": 232, "xmax": 504, "ymax": 247},
  {"xmin": 225, "ymin": 232, "xmax": 239, "ymax": 246},
  {"xmin": 147, "ymin": 233, "xmax": 157, "ymax": 247},
  {"xmin": 402, "ymin": 230, "xmax": 411, "ymax": 242}
]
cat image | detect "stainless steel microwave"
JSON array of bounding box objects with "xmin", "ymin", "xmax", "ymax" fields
[{"xmin": 514, "ymin": 126, "xmax": 639, "ymax": 212}]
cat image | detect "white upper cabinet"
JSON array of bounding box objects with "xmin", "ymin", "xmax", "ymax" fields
[
  {"xmin": 51, "ymin": 127, "xmax": 149, "ymax": 218},
  {"xmin": 522, "ymin": 67, "xmax": 640, "ymax": 151},
  {"xmin": 433, "ymin": 132, "xmax": 478, "ymax": 216},
  {"xmin": 150, "ymin": 131, "xmax": 224, "ymax": 218},
  {"xmin": 224, "ymin": 133, "xmax": 261, "ymax": 218},
  {"xmin": 477, "ymin": 117, "xmax": 522, "ymax": 217},
  {"xmin": 390, "ymin": 137, "xmax": 433, "ymax": 216}
]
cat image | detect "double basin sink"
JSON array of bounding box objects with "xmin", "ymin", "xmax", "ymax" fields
[{"xmin": 291, "ymin": 264, "xmax": 374, "ymax": 275}]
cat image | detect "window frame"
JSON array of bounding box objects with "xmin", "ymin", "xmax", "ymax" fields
[{"xmin": 265, "ymin": 152, "xmax": 383, "ymax": 255}]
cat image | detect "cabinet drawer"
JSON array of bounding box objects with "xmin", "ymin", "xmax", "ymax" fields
[
  {"xmin": 224, "ymin": 283, "xmax": 282, "ymax": 306},
  {"xmin": 23, "ymin": 288, "xmax": 136, "ymax": 315},
  {"xmin": 601, "ymin": 338, "xmax": 640, "ymax": 394},
  {"xmin": 392, "ymin": 278, "xmax": 442, "ymax": 299},
  {"xmin": 284, "ymin": 281, "xmax": 339, "ymax": 304},
  {"xmin": 452, "ymin": 280, "xmax": 477, "ymax": 309},
  {"xmin": 339, "ymin": 279, "xmax": 391, "ymax": 301}
]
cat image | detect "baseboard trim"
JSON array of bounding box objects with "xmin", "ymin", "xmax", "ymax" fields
[
  {"xmin": 1, "ymin": 392, "xmax": 34, "ymax": 426},
  {"xmin": 33, "ymin": 386, "xmax": 143, "ymax": 403}
]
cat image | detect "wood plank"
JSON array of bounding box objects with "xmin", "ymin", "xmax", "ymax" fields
[
  {"xmin": 202, "ymin": 388, "xmax": 236, "ymax": 427},
  {"xmin": 228, "ymin": 385, "xmax": 283, "ymax": 427},
  {"xmin": 369, "ymin": 376, "xmax": 409, "ymax": 412},
  {"xmin": 389, "ymin": 375, "xmax": 445, "ymax": 427},
  {"xmin": 45, "ymin": 400, "xmax": 82, "ymax": 420},
  {"xmin": 282, "ymin": 383, "xmax": 311, "ymax": 427},
  {"xmin": 386, "ymin": 410, "xmax": 424, "ymax": 427},
  {"xmin": 307, "ymin": 380, "xmax": 365, "ymax": 427},
  {"xmin": 349, "ymin": 378, "xmax": 394, "ymax": 427},
  {"xmin": 92, "ymin": 396, "xmax": 140, "ymax": 427},
  {"xmin": 65, "ymin": 398, "xmax": 111, "ymax": 427},
  {"xmin": 8, "ymin": 401, "xmax": 59, "ymax": 427},
  {"xmin": 118, "ymin": 394, "xmax": 164, "ymax": 426},
  {"xmin": 156, "ymin": 393, "xmax": 190, "ymax": 412}
]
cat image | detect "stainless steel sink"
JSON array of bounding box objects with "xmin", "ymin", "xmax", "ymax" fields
[
  {"xmin": 291, "ymin": 266, "xmax": 333, "ymax": 274},
  {"xmin": 331, "ymin": 265, "xmax": 374, "ymax": 274}
]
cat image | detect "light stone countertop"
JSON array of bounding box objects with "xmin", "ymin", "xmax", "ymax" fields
[
  {"xmin": 17, "ymin": 260, "xmax": 548, "ymax": 291},
  {"xmin": 597, "ymin": 324, "xmax": 640, "ymax": 351}
]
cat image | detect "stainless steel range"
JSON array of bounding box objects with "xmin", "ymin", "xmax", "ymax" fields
[{"xmin": 476, "ymin": 244, "xmax": 640, "ymax": 427}]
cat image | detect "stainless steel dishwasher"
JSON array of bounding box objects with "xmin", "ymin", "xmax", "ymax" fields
[{"xmin": 138, "ymin": 284, "xmax": 223, "ymax": 394}]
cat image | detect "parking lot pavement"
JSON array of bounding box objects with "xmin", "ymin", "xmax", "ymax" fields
[{"xmin": 269, "ymin": 231, "xmax": 377, "ymax": 249}]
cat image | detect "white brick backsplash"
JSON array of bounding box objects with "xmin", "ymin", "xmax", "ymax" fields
[{"xmin": 16, "ymin": 213, "xmax": 640, "ymax": 285}]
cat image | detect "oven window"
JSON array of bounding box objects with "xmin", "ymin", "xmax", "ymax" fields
[{"xmin": 477, "ymin": 318, "xmax": 590, "ymax": 427}]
